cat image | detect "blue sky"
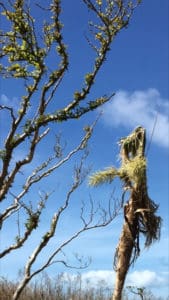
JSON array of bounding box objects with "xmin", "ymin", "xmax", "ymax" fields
[{"xmin": 0, "ymin": 0, "xmax": 169, "ymax": 298}]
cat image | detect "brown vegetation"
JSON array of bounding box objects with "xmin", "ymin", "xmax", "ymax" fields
[
  {"xmin": 89, "ymin": 127, "xmax": 162, "ymax": 300},
  {"xmin": 0, "ymin": 273, "xmax": 165, "ymax": 300}
]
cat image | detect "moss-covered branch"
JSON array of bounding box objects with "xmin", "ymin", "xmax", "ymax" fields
[{"xmin": 89, "ymin": 126, "xmax": 162, "ymax": 300}]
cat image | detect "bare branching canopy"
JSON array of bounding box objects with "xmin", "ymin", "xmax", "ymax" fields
[{"xmin": 0, "ymin": 1, "xmax": 142, "ymax": 299}]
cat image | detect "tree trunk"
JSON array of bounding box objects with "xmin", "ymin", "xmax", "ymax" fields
[
  {"xmin": 89, "ymin": 126, "xmax": 161, "ymax": 300},
  {"xmin": 112, "ymin": 197, "xmax": 138, "ymax": 300}
]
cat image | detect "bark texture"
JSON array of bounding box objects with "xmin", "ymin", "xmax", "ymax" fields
[
  {"xmin": 89, "ymin": 126, "xmax": 162, "ymax": 300},
  {"xmin": 112, "ymin": 198, "xmax": 137, "ymax": 299},
  {"xmin": 112, "ymin": 127, "xmax": 161, "ymax": 300}
]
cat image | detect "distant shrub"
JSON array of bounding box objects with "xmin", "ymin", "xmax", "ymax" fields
[{"xmin": 0, "ymin": 273, "xmax": 166, "ymax": 300}]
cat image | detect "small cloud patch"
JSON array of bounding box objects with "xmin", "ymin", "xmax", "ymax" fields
[{"xmin": 102, "ymin": 88, "xmax": 169, "ymax": 148}]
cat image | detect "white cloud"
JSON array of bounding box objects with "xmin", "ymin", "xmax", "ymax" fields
[
  {"xmin": 81, "ymin": 270, "xmax": 115, "ymax": 286},
  {"xmin": 0, "ymin": 93, "xmax": 19, "ymax": 108},
  {"xmin": 62, "ymin": 270, "xmax": 115, "ymax": 289},
  {"xmin": 102, "ymin": 88, "xmax": 169, "ymax": 148},
  {"xmin": 62, "ymin": 269, "xmax": 168, "ymax": 290},
  {"xmin": 127, "ymin": 270, "xmax": 168, "ymax": 287}
]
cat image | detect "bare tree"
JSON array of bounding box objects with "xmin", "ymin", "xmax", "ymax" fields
[
  {"xmin": 89, "ymin": 127, "xmax": 162, "ymax": 300},
  {"xmin": 0, "ymin": 0, "xmax": 142, "ymax": 299},
  {"xmin": 126, "ymin": 285, "xmax": 162, "ymax": 300}
]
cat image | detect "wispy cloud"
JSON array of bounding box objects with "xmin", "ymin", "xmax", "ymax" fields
[
  {"xmin": 0, "ymin": 93, "xmax": 19, "ymax": 109},
  {"xmin": 102, "ymin": 88, "xmax": 169, "ymax": 148},
  {"xmin": 0, "ymin": 93, "xmax": 32, "ymax": 116},
  {"xmin": 1, "ymin": 94, "xmax": 9, "ymax": 104}
]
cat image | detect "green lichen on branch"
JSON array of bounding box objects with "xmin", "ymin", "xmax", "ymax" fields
[
  {"xmin": 89, "ymin": 126, "xmax": 162, "ymax": 248},
  {"xmin": 89, "ymin": 126, "xmax": 162, "ymax": 300},
  {"xmin": 0, "ymin": 0, "xmax": 142, "ymax": 130},
  {"xmin": 89, "ymin": 167, "xmax": 119, "ymax": 186}
]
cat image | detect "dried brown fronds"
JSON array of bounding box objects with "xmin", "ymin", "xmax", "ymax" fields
[{"xmin": 89, "ymin": 126, "xmax": 162, "ymax": 300}]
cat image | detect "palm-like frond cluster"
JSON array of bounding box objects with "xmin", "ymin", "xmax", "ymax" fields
[
  {"xmin": 89, "ymin": 157, "xmax": 147, "ymax": 187},
  {"xmin": 89, "ymin": 126, "xmax": 162, "ymax": 252},
  {"xmin": 89, "ymin": 167, "xmax": 119, "ymax": 186}
]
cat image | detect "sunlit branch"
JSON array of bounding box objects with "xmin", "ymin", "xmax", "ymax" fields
[
  {"xmin": 12, "ymin": 188, "xmax": 120, "ymax": 300},
  {"xmin": 0, "ymin": 1, "xmax": 142, "ymax": 299},
  {"xmin": 0, "ymin": 123, "xmax": 94, "ymax": 228}
]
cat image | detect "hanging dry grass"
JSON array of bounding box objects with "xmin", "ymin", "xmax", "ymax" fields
[{"xmin": 89, "ymin": 126, "xmax": 162, "ymax": 300}]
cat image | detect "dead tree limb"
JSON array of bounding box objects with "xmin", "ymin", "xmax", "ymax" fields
[{"xmin": 89, "ymin": 126, "xmax": 162, "ymax": 300}]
